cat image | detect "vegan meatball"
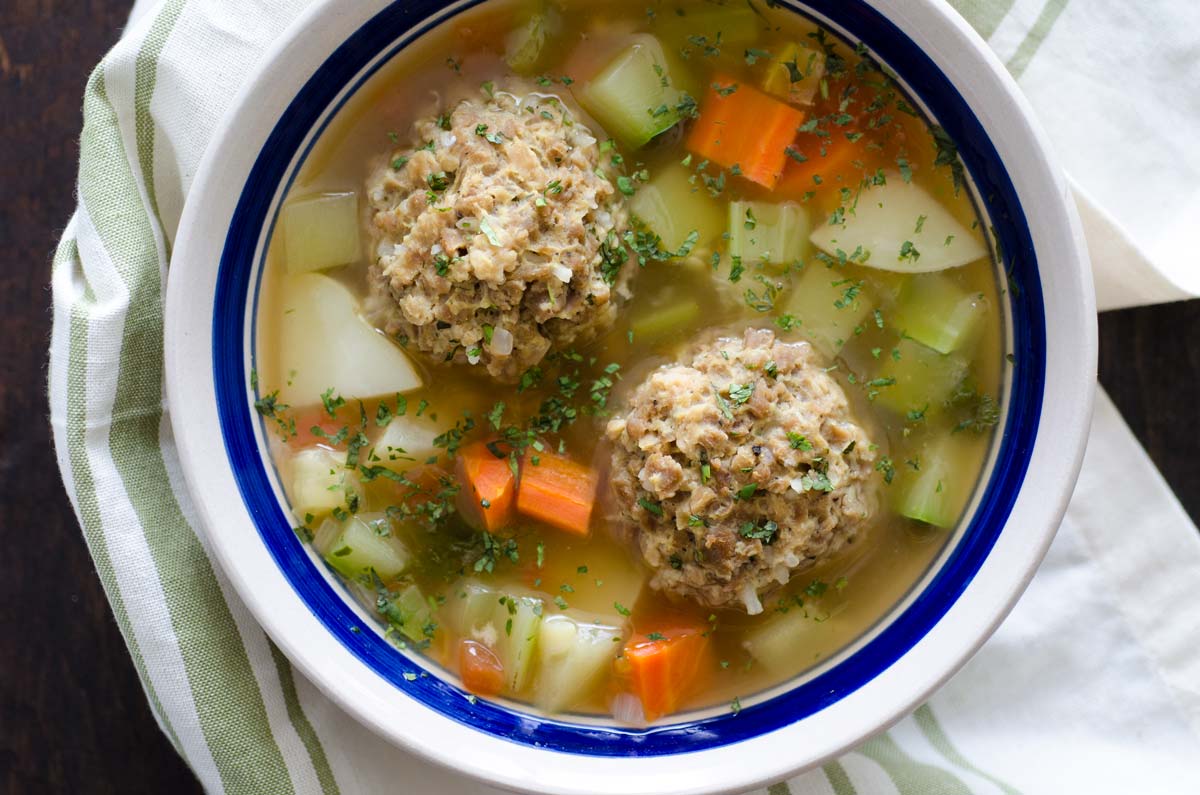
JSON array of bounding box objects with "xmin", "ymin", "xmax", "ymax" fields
[
  {"xmin": 365, "ymin": 86, "xmax": 632, "ymax": 383},
  {"xmin": 605, "ymin": 328, "xmax": 878, "ymax": 614}
]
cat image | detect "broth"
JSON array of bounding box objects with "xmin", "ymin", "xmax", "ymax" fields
[{"xmin": 255, "ymin": 0, "xmax": 1004, "ymax": 722}]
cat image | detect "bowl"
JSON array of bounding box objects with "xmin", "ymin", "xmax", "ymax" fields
[{"xmin": 164, "ymin": 1, "xmax": 1096, "ymax": 792}]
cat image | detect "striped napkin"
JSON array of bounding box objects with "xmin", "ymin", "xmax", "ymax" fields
[{"xmin": 49, "ymin": 1, "xmax": 1200, "ymax": 793}]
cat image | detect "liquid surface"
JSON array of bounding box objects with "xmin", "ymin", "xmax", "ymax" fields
[{"xmin": 255, "ymin": 0, "xmax": 1006, "ymax": 722}]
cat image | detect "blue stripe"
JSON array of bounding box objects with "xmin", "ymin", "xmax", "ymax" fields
[{"xmin": 213, "ymin": 0, "xmax": 1046, "ymax": 757}]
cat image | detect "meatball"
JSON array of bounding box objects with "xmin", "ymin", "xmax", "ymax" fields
[
  {"xmin": 365, "ymin": 86, "xmax": 632, "ymax": 383},
  {"xmin": 605, "ymin": 328, "xmax": 878, "ymax": 614}
]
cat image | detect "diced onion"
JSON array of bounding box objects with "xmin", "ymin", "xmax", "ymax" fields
[
  {"xmin": 551, "ymin": 263, "xmax": 573, "ymax": 283},
  {"xmin": 740, "ymin": 584, "xmax": 764, "ymax": 615},
  {"xmin": 489, "ymin": 327, "xmax": 515, "ymax": 356}
]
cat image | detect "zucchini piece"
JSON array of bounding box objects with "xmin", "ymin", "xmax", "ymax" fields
[
  {"xmin": 281, "ymin": 193, "xmax": 361, "ymax": 274},
  {"xmin": 534, "ymin": 614, "xmax": 626, "ymax": 712},
  {"xmin": 449, "ymin": 581, "xmax": 544, "ymax": 694},
  {"xmin": 378, "ymin": 583, "xmax": 434, "ymax": 644},
  {"xmin": 870, "ymin": 338, "xmax": 969, "ymax": 415},
  {"xmin": 290, "ymin": 447, "xmax": 361, "ymax": 517},
  {"xmin": 762, "ymin": 41, "xmax": 826, "ymax": 106},
  {"xmin": 742, "ymin": 605, "xmax": 823, "ymax": 672},
  {"xmin": 780, "ymin": 266, "xmax": 876, "ymax": 359},
  {"xmin": 629, "ymin": 297, "xmax": 701, "ymax": 343},
  {"xmin": 581, "ymin": 35, "xmax": 687, "ymax": 149},
  {"xmin": 657, "ymin": 2, "xmax": 760, "ymax": 54},
  {"xmin": 894, "ymin": 434, "xmax": 974, "ymax": 528},
  {"xmin": 628, "ymin": 162, "xmax": 726, "ymax": 253},
  {"xmin": 315, "ymin": 513, "xmax": 410, "ymax": 581},
  {"xmin": 809, "ymin": 174, "xmax": 988, "ymax": 273},
  {"xmin": 275, "ymin": 273, "xmax": 423, "ymax": 406},
  {"xmin": 893, "ymin": 274, "xmax": 987, "ymax": 354},
  {"xmin": 728, "ymin": 200, "xmax": 811, "ymax": 267}
]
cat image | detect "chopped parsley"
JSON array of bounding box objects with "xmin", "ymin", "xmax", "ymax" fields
[
  {"xmin": 788, "ymin": 432, "xmax": 814, "ymax": 451},
  {"xmin": 638, "ymin": 497, "xmax": 664, "ymax": 516},
  {"xmin": 474, "ymin": 124, "xmax": 505, "ymax": 145},
  {"xmin": 739, "ymin": 519, "xmax": 779, "ymax": 544},
  {"xmin": 876, "ymin": 456, "xmax": 896, "ymax": 484},
  {"xmin": 728, "ymin": 383, "xmax": 755, "ymax": 405}
]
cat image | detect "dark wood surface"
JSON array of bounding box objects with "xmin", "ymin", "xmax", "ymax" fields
[{"xmin": 1, "ymin": 3, "xmax": 1197, "ymax": 794}]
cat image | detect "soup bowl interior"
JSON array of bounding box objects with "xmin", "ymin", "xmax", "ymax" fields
[{"xmin": 164, "ymin": 0, "xmax": 1096, "ymax": 793}]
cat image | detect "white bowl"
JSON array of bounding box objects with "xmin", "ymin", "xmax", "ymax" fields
[{"xmin": 164, "ymin": 1, "xmax": 1096, "ymax": 793}]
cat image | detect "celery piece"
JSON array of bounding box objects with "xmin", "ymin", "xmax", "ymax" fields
[
  {"xmin": 291, "ymin": 447, "xmax": 361, "ymax": 517},
  {"xmin": 628, "ymin": 162, "xmax": 726, "ymax": 252},
  {"xmin": 501, "ymin": 595, "xmax": 544, "ymax": 693},
  {"xmin": 581, "ymin": 35, "xmax": 686, "ymax": 149},
  {"xmin": 809, "ymin": 175, "xmax": 988, "ymax": 273},
  {"xmin": 781, "ymin": 266, "xmax": 876, "ymax": 359},
  {"xmin": 505, "ymin": 2, "xmax": 560, "ymax": 75},
  {"xmin": 893, "ymin": 274, "xmax": 987, "ymax": 354},
  {"xmin": 534, "ymin": 615, "xmax": 625, "ymax": 712},
  {"xmin": 275, "ymin": 273, "xmax": 423, "ymax": 407},
  {"xmin": 728, "ymin": 200, "xmax": 812, "ymax": 267},
  {"xmin": 762, "ymin": 42, "xmax": 826, "ymax": 106},
  {"xmin": 388, "ymin": 584, "xmax": 434, "ymax": 643},
  {"xmin": 657, "ymin": 2, "xmax": 760, "ymax": 54},
  {"xmin": 449, "ymin": 581, "xmax": 544, "ymax": 694},
  {"xmin": 630, "ymin": 298, "xmax": 701, "ymax": 343},
  {"xmin": 318, "ymin": 514, "xmax": 410, "ymax": 581},
  {"xmin": 281, "ymin": 192, "xmax": 361, "ymax": 274},
  {"xmin": 871, "ymin": 338, "xmax": 969, "ymax": 415},
  {"xmin": 894, "ymin": 435, "xmax": 974, "ymax": 528},
  {"xmin": 742, "ymin": 605, "xmax": 823, "ymax": 672}
]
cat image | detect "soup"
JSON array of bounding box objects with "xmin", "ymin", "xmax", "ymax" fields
[{"xmin": 254, "ymin": 0, "xmax": 1004, "ymax": 723}]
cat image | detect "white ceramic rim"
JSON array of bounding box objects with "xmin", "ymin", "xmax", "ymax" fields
[{"xmin": 164, "ymin": 1, "xmax": 1097, "ymax": 793}]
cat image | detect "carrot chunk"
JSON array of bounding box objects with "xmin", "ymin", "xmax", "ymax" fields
[
  {"xmin": 623, "ymin": 628, "xmax": 712, "ymax": 721},
  {"xmin": 455, "ymin": 441, "xmax": 517, "ymax": 533},
  {"xmin": 458, "ymin": 639, "xmax": 506, "ymax": 697},
  {"xmin": 288, "ymin": 404, "xmax": 359, "ymax": 449},
  {"xmin": 684, "ymin": 78, "xmax": 807, "ymax": 190},
  {"xmin": 775, "ymin": 130, "xmax": 869, "ymax": 199},
  {"xmin": 516, "ymin": 451, "xmax": 599, "ymax": 537}
]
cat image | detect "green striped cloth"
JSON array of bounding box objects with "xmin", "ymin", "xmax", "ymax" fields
[{"xmin": 49, "ymin": 1, "xmax": 1200, "ymax": 793}]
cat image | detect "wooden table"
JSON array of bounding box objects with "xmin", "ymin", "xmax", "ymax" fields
[{"xmin": 2, "ymin": 2, "xmax": 1197, "ymax": 792}]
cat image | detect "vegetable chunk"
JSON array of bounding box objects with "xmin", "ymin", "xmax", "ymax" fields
[
  {"xmin": 628, "ymin": 163, "xmax": 726, "ymax": 253},
  {"xmin": 728, "ymin": 200, "xmax": 811, "ymax": 266},
  {"xmin": 275, "ymin": 274, "xmax": 423, "ymax": 406},
  {"xmin": 535, "ymin": 615, "xmax": 626, "ymax": 712},
  {"xmin": 894, "ymin": 273, "xmax": 988, "ymax": 354},
  {"xmin": 290, "ymin": 447, "xmax": 361, "ymax": 517},
  {"xmin": 685, "ymin": 78, "xmax": 807, "ymax": 190},
  {"xmin": 281, "ymin": 192, "xmax": 361, "ymax": 274},
  {"xmin": 762, "ymin": 41, "xmax": 826, "ymax": 106},
  {"xmin": 456, "ymin": 441, "xmax": 518, "ymax": 533},
  {"xmin": 313, "ymin": 513, "xmax": 409, "ymax": 581},
  {"xmin": 517, "ymin": 451, "xmax": 599, "ymax": 537},
  {"xmin": 809, "ymin": 174, "xmax": 988, "ymax": 272},
  {"xmin": 623, "ymin": 627, "xmax": 711, "ymax": 721},
  {"xmin": 580, "ymin": 35, "xmax": 687, "ymax": 149}
]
